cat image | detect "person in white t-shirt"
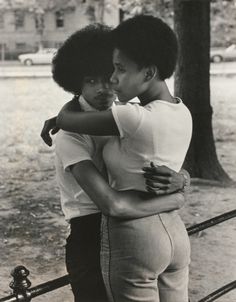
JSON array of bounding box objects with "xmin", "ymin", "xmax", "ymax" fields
[
  {"xmin": 42, "ymin": 24, "xmax": 190, "ymax": 302},
  {"xmin": 55, "ymin": 16, "xmax": 193, "ymax": 302}
]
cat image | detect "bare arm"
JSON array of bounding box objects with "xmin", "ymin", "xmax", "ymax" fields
[
  {"xmin": 143, "ymin": 163, "xmax": 190, "ymax": 195},
  {"xmin": 57, "ymin": 100, "xmax": 119, "ymax": 136},
  {"xmin": 70, "ymin": 160, "xmax": 184, "ymax": 219},
  {"xmin": 40, "ymin": 116, "xmax": 59, "ymax": 146},
  {"xmin": 40, "ymin": 97, "xmax": 81, "ymax": 146}
]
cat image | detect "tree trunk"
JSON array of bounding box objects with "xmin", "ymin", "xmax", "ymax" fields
[{"xmin": 173, "ymin": 0, "xmax": 231, "ymax": 182}]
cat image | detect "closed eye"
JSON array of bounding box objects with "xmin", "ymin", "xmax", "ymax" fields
[{"xmin": 114, "ymin": 63, "xmax": 125, "ymax": 73}]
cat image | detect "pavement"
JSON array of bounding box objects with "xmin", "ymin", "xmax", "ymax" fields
[
  {"xmin": 0, "ymin": 62, "xmax": 52, "ymax": 78},
  {"xmin": 0, "ymin": 61, "xmax": 236, "ymax": 78}
]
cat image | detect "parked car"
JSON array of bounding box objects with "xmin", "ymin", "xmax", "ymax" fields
[
  {"xmin": 18, "ymin": 48, "xmax": 57, "ymax": 66},
  {"xmin": 210, "ymin": 44, "xmax": 236, "ymax": 63}
]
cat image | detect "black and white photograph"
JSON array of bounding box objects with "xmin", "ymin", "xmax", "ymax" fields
[{"xmin": 0, "ymin": 1, "xmax": 235, "ymax": 302}]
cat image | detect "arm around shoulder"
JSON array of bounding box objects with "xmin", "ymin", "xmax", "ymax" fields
[{"xmin": 57, "ymin": 102, "xmax": 119, "ymax": 135}]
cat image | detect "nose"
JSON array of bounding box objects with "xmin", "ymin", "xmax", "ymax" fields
[
  {"xmin": 102, "ymin": 80, "xmax": 111, "ymax": 89},
  {"xmin": 97, "ymin": 79, "xmax": 113, "ymax": 93},
  {"xmin": 110, "ymin": 71, "xmax": 118, "ymax": 85}
]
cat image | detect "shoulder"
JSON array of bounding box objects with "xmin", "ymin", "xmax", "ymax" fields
[
  {"xmin": 56, "ymin": 130, "xmax": 91, "ymax": 144},
  {"xmin": 55, "ymin": 130, "xmax": 95, "ymax": 167},
  {"xmin": 111, "ymin": 103, "xmax": 143, "ymax": 138},
  {"xmin": 179, "ymin": 102, "xmax": 192, "ymax": 123},
  {"xmin": 55, "ymin": 130, "xmax": 93, "ymax": 153},
  {"xmin": 113, "ymin": 102, "xmax": 143, "ymax": 117}
]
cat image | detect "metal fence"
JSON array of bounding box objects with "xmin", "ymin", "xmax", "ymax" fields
[{"xmin": 0, "ymin": 209, "xmax": 236, "ymax": 302}]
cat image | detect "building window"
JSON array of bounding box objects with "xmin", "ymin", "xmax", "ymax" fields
[
  {"xmin": 0, "ymin": 43, "xmax": 7, "ymax": 60},
  {"xmin": 15, "ymin": 10, "xmax": 24, "ymax": 29},
  {"xmin": 16, "ymin": 43, "xmax": 26, "ymax": 51},
  {"xmin": 35, "ymin": 14, "xmax": 44, "ymax": 32},
  {"xmin": 0, "ymin": 13, "xmax": 4, "ymax": 29},
  {"xmin": 55, "ymin": 10, "xmax": 64, "ymax": 28}
]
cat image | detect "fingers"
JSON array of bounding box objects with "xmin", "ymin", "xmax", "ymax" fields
[
  {"xmin": 145, "ymin": 179, "xmax": 169, "ymax": 189},
  {"xmin": 146, "ymin": 184, "xmax": 178, "ymax": 195},
  {"xmin": 146, "ymin": 186, "xmax": 172, "ymax": 195},
  {"xmin": 143, "ymin": 173, "xmax": 171, "ymax": 184},
  {"xmin": 51, "ymin": 127, "xmax": 60, "ymax": 135},
  {"xmin": 142, "ymin": 164, "xmax": 173, "ymax": 176},
  {"xmin": 150, "ymin": 161, "xmax": 155, "ymax": 168},
  {"xmin": 41, "ymin": 131, "xmax": 52, "ymax": 146},
  {"xmin": 40, "ymin": 121, "xmax": 55, "ymax": 147},
  {"xmin": 145, "ymin": 178, "xmax": 171, "ymax": 195}
]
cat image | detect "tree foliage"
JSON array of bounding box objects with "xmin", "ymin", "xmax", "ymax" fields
[
  {"xmin": 0, "ymin": 0, "xmax": 76, "ymax": 12},
  {"xmin": 119, "ymin": 0, "xmax": 236, "ymax": 46},
  {"xmin": 119, "ymin": 0, "xmax": 173, "ymax": 23}
]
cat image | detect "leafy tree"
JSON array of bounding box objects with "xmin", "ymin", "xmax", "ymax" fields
[
  {"xmin": 119, "ymin": 0, "xmax": 173, "ymax": 21},
  {"xmin": 85, "ymin": 0, "xmax": 118, "ymax": 23},
  {"xmin": 29, "ymin": 5, "xmax": 45, "ymax": 49}
]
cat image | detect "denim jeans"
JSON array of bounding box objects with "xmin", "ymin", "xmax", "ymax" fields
[
  {"xmin": 101, "ymin": 210, "xmax": 190, "ymax": 302},
  {"xmin": 66, "ymin": 213, "xmax": 108, "ymax": 302}
]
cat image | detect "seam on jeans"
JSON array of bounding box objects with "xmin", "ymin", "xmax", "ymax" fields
[
  {"xmin": 158, "ymin": 214, "xmax": 174, "ymax": 263},
  {"xmin": 107, "ymin": 216, "xmax": 116, "ymax": 302}
]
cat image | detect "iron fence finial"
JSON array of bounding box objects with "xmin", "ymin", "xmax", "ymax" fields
[{"xmin": 9, "ymin": 265, "xmax": 32, "ymax": 302}]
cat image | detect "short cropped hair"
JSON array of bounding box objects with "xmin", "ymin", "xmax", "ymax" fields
[
  {"xmin": 112, "ymin": 15, "xmax": 178, "ymax": 80},
  {"xmin": 52, "ymin": 24, "xmax": 113, "ymax": 95}
]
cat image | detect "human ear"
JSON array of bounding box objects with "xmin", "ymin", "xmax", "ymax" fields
[{"xmin": 144, "ymin": 66, "xmax": 157, "ymax": 81}]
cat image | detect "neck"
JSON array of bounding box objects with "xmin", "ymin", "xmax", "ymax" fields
[
  {"xmin": 79, "ymin": 95, "xmax": 98, "ymax": 112},
  {"xmin": 138, "ymin": 80, "xmax": 174, "ymax": 106}
]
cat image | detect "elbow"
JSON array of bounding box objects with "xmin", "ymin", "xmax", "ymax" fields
[{"xmin": 102, "ymin": 198, "xmax": 127, "ymax": 218}]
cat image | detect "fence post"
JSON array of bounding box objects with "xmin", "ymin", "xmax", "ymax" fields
[{"xmin": 9, "ymin": 266, "xmax": 32, "ymax": 302}]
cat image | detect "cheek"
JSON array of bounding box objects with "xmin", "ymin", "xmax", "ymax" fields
[
  {"xmin": 120, "ymin": 74, "xmax": 132, "ymax": 89},
  {"xmin": 81, "ymin": 87, "xmax": 96, "ymax": 101},
  {"xmin": 118, "ymin": 73, "xmax": 143, "ymax": 96},
  {"xmin": 128, "ymin": 77, "xmax": 142, "ymax": 93}
]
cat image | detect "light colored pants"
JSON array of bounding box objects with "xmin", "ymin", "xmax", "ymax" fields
[{"xmin": 101, "ymin": 211, "xmax": 190, "ymax": 302}]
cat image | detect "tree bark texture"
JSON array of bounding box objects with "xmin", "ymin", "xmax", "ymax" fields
[{"xmin": 173, "ymin": 0, "xmax": 230, "ymax": 182}]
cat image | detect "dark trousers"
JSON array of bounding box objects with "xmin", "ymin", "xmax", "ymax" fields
[{"xmin": 65, "ymin": 213, "xmax": 108, "ymax": 302}]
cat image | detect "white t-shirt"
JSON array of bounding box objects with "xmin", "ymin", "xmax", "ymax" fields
[
  {"xmin": 55, "ymin": 96, "xmax": 111, "ymax": 221},
  {"xmin": 103, "ymin": 99, "xmax": 192, "ymax": 192}
]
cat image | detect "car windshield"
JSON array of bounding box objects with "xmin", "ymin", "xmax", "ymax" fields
[{"xmin": 226, "ymin": 44, "xmax": 236, "ymax": 52}]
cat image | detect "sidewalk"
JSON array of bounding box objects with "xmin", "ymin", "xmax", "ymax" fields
[
  {"xmin": 0, "ymin": 63, "xmax": 52, "ymax": 78},
  {"xmin": 210, "ymin": 61, "xmax": 236, "ymax": 76}
]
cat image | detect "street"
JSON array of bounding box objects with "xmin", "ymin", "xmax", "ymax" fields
[{"xmin": 1, "ymin": 61, "xmax": 236, "ymax": 78}]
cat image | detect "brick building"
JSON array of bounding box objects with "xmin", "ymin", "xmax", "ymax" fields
[{"xmin": 0, "ymin": 0, "xmax": 119, "ymax": 60}]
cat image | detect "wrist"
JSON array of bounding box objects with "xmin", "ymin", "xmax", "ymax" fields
[{"xmin": 180, "ymin": 172, "xmax": 189, "ymax": 192}]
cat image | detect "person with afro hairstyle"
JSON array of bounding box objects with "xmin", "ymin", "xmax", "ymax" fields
[
  {"xmin": 55, "ymin": 15, "xmax": 192, "ymax": 302},
  {"xmin": 41, "ymin": 22, "xmax": 190, "ymax": 302}
]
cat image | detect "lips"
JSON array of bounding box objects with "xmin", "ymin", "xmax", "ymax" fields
[
  {"xmin": 115, "ymin": 90, "xmax": 123, "ymax": 97},
  {"xmin": 96, "ymin": 94, "xmax": 115, "ymax": 101}
]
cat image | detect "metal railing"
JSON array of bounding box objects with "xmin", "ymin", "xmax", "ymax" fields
[{"xmin": 0, "ymin": 209, "xmax": 236, "ymax": 302}]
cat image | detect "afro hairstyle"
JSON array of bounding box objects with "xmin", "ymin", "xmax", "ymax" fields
[
  {"xmin": 111, "ymin": 15, "xmax": 178, "ymax": 80},
  {"xmin": 52, "ymin": 23, "xmax": 113, "ymax": 95}
]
